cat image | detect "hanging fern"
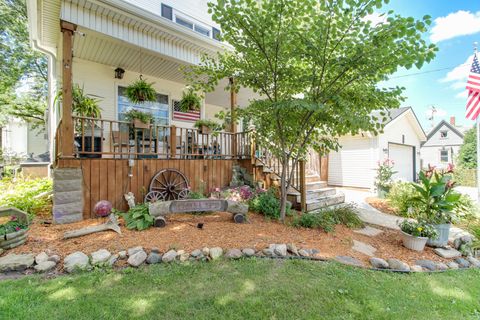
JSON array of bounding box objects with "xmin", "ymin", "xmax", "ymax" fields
[
  {"xmin": 179, "ymin": 88, "xmax": 202, "ymax": 112},
  {"xmin": 125, "ymin": 78, "xmax": 157, "ymax": 104}
]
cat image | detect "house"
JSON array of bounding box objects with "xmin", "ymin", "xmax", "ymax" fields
[
  {"xmin": 327, "ymin": 107, "xmax": 427, "ymax": 189},
  {"xmin": 420, "ymin": 117, "xmax": 465, "ymax": 169},
  {"xmin": 2, "ymin": 119, "xmax": 48, "ymax": 160},
  {"xmin": 26, "ymin": 0, "xmax": 343, "ymax": 221}
]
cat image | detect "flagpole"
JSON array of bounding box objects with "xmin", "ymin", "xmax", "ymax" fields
[{"xmin": 475, "ymin": 42, "xmax": 480, "ymax": 202}]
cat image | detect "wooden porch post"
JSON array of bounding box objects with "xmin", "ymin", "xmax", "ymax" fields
[
  {"xmin": 299, "ymin": 160, "xmax": 307, "ymax": 212},
  {"xmin": 229, "ymin": 77, "xmax": 237, "ymax": 158},
  {"xmin": 320, "ymin": 155, "xmax": 329, "ymax": 181},
  {"xmin": 170, "ymin": 125, "xmax": 177, "ymax": 158},
  {"xmin": 60, "ymin": 21, "xmax": 77, "ymax": 158}
]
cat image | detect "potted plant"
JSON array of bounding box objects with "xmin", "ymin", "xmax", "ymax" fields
[
  {"xmin": 0, "ymin": 208, "xmax": 29, "ymax": 250},
  {"xmin": 374, "ymin": 159, "xmax": 396, "ymax": 198},
  {"xmin": 179, "ymin": 88, "xmax": 202, "ymax": 112},
  {"xmin": 411, "ymin": 164, "xmax": 461, "ymax": 247},
  {"xmin": 399, "ymin": 219, "xmax": 438, "ymax": 252},
  {"xmin": 125, "ymin": 77, "xmax": 156, "ymax": 104},
  {"xmin": 194, "ymin": 119, "xmax": 222, "ymax": 135},
  {"xmin": 123, "ymin": 109, "xmax": 153, "ymax": 129}
]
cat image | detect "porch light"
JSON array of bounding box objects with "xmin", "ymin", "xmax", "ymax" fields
[{"xmin": 114, "ymin": 67, "xmax": 125, "ymax": 79}]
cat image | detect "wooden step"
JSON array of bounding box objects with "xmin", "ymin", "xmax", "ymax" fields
[
  {"xmin": 306, "ymin": 181, "xmax": 328, "ymax": 190},
  {"xmin": 305, "ymin": 174, "xmax": 322, "ymax": 183},
  {"xmin": 305, "ymin": 192, "xmax": 345, "ymax": 212}
]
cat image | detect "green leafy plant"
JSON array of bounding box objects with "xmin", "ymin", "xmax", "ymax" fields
[
  {"xmin": 187, "ymin": 191, "xmax": 207, "ymax": 199},
  {"xmin": 125, "ymin": 78, "xmax": 156, "ymax": 103},
  {"xmin": 387, "ymin": 181, "xmax": 422, "ymax": 217},
  {"xmin": 292, "ymin": 204, "xmax": 363, "ymax": 232},
  {"xmin": 399, "ymin": 219, "xmax": 438, "ymax": 239},
  {"xmin": 249, "ymin": 188, "xmax": 289, "ymax": 220},
  {"xmin": 374, "ymin": 159, "xmax": 397, "ymax": 192},
  {"xmin": 179, "ymin": 88, "xmax": 202, "ymax": 112},
  {"xmin": 123, "ymin": 109, "xmax": 153, "ymax": 125},
  {"xmin": 194, "ymin": 119, "xmax": 223, "ymax": 132},
  {"xmin": 0, "ymin": 215, "xmax": 29, "ymax": 236},
  {"xmin": 122, "ymin": 203, "xmax": 154, "ymax": 231},
  {"xmin": 0, "ymin": 177, "xmax": 52, "ymax": 216}
]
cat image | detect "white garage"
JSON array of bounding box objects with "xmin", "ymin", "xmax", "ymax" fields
[{"xmin": 328, "ymin": 107, "xmax": 426, "ymax": 189}]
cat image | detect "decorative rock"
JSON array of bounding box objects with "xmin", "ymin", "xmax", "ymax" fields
[
  {"xmin": 0, "ymin": 253, "xmax": 35, "ymax": 272},
  {"xmin": 34, "ymin": 261, "xmax": 56, "ymax": 273},
  {"xmin": 0, "ymin": 248, "xmax": 4, "ymax": 255},
  {"xmin": 435, "ymin": 262, "xmax": 449, "ymax": 271},
  {"xmin": 48, "ymin": 255, "xmax": 60, "ymax": 264},
  {"xmin": 352, "ymin": 240, "xmax": 377, "ymax": 257},
  {"xmin": 287, "ymin": 243, "xmax": 299, "ymax": 256},
  {"xmin": 118, "ymin": 251, "xmax": 127, "ymax": 259},
  {"xmin": 127, "ymin": 246, "xmax": 144, "ymax": 257},
  {"xmin": 415, "ymin": 259, "xmax": 437, "ymax": 271},
  {"xmin": 162, "ymin": 250, "xmax": 177, "ymax": 263},
  {"xmin": 410, "ymin": 265, "xmax": 424, "ymax": 272},
  {"xmin": 148, "ymin": 200, "xmax": 172, "ymax": 217},
  {"xmin": 335, "ymin": 256, "xmax": 364, "ymax": 267},
  {"xmin": 274, "ymin": 244, "xmax": 287, "ymax": 257},
  {"xmin": 369, "ymin": 257, "xmax": 389, "ymax": 269},
  {"xmin": 108, "ymin": 254, "xmax": 119, "ymax": 266},
  {"xmin": 454, "ymin": 235, "xmax": 474, "ymax": 250},
  {"xmin": 467, "ymin": 256, "xmax": 480, "ymax": 268},
  {"xmin": 454, "ymin": 257, "xmax": 471, "ymax": 268},
  {"xmin": 64, "ymin": 252, "xmax": 89, "ymax": 273},
  {"xmin": 447, "ymin": 261, "xmax": 459, "ymax": 269},
  {"xmin": 242, "ymin": 248, "xmax": 255, "ymax": 257},
  {"xmin": 226, "ymin": 200, "xmax": 249, "ymax": 215},
  {"xmin": 433, "ymin": 247, "xmax": 461, "ymax": 259},
  {"xmin": 298, "ymin": 249, "xmax": 310, "ymax": 257},
  {"xmin": 151, "ymin": 247, "xmax": 161, "ymax": 254},
  {"xmin": 387, "ymin": 259, "xmax": 410, "ymax": 271},
  {"xmin": 353, "ymin": 226, "xmax": 383, "ymax": 237},
  {"xmin": 179, "ymin": 253, "xmax": 190, "ymax": 262},
  {"xmin": 225, "ymin": 249, "xmax": 243, "ymax": 259},
  {"xmin": 191, "ymin": 249, "xmax": 203, "ymax": 258},
  {"xmin": 128, "ymin": 251, "xmax": 147, "ymax": 267},
  {"xmin": 262, "ymin": 248, "xmax": 275, "ymax": 257},
  {"xmin": 209, "ymin": 247, "xmax": 223, "ymax": 260},
  {"xmin": 311, "ymin": 249, "xmax": 320, "ymax": 255},
  {"xmin": 35, "ymin": 252, "xmax": 49, "ymax": 264},
  {"xmin": 202, "ymin": 247, "xmax": 210, "ymax": 256},
  {"xmin": 146, "ymin": 252, "xmax": 162, "ymax": 264},
  {"xmin": 91, "ymin": 249, "xmax": 112, "ymax": 265}
]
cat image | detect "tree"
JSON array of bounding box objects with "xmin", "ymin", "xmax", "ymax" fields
[
  {"xmin": 458, "ymin": 126, "xmax": 476, "ymax": 169},
  {"xmin": 0, "ymin": 0, "xmax": 48, "ymax": 127},
  {"xmin": 188, "ymin": 0, "xmax": 437, "ymax": 221}
]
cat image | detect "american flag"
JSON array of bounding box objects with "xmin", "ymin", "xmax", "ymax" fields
[
  {"xmin": 466, "ymin": 54, "xmax": 480, "ymax": 120},
  {"xmin": 172, "ymin": 100, "xmax": 201, "ymax": 122}
]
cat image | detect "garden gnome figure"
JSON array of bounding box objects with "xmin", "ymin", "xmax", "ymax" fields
[{"xmin": 124, "ymin": 192, "xmax": 136, "ymax": 209}]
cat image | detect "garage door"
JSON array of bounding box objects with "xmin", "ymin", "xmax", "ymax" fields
[
  {"xmin": 328, "ymin": 137, "xmax": 375, "ymax": 188},
  {"xmin": 388, "ymin": 143, "xmax": 414, "ymax": 182}
]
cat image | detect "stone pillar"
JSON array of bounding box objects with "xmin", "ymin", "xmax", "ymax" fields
[{"xmin": 53, "ymin": 168, "xmax": 84, "ymax": 224}]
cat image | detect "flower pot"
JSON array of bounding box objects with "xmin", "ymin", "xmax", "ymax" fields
[
  {"xmin": 427, "ymin": 223, "xmax": 451, "ymax": 247},
  {"xmin": 133, "ymin": 118, "xmax": 150, "ymax": 129},
  {"xmin": 199, "ymin": 125, "xmax": 212, "ymax": 135},
  {"xmin": 0, "ymin": 228, "xmax": 29, "ymax": 250},
  {"xmin": 401, "ymin": 231, "xmax": 428, "ymax": 252},
  {"xmin": 377, "ymin": 188, "xmax": 388, "ymax": 199}
]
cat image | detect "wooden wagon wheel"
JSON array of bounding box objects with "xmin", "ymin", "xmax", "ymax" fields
[
  {"xmin": 144, "ymin": 191, "xmax": 165, "ymax": 203},
  {"xmin": 149, "ymin": 169, "xmax": 190, "ymax": 201}
]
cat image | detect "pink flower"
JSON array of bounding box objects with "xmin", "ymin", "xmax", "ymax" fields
[
  {"xmin": 215, "ymin": 187, "xmax": 220, "ymax": 192},
  {"xmin": 446, "ymin": 163, "xmax": 454, "ymax": 173},
  {"xmin": 15, "ymin": 227, "xmax": 21, "ymax": 231},
  {"xmin": 10, "ymin": 216, "xmax": 17, "ymax": 221}
]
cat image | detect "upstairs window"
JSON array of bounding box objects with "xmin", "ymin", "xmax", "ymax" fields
[
  {"xmin": 195, "ymin": 25, "xmax": 210, "ymax": 37},
  {"xmin": 440, "ymin": 150, "xmax": 449, "ymax": 162},
  {"xmin": 161, "ymin": 4, "xmax": 173, "ymax": 20},
  {"xmin": 440, "ymin": 130, "xmax": 448, "ymax": 138},
  {"xmin": 175, "ymin": 16, "xmax": 194, "ymax": 30},
  {"xmin": 212, "ymin": 27, "xmax": 221, "ymax": 41}
]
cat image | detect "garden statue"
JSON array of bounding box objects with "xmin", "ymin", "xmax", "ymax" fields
[{"xmin": 124, "ymin": 192, "xmax": 136, "ymax": 209}]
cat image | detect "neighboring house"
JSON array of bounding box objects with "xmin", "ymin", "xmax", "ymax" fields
[
  {"xmin": 421, "ymin": 117, "xmax": 464, "ymax": 169},
  {"xmin": 2, "ymin": 119, "xmax": 49, "ymax": 160},
  {"xmin": 328, "ymin": 107, "xmax": 427, "ymax": 189}
]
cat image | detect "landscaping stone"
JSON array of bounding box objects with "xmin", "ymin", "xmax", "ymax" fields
[
  {"xmin": 415, "ymin": 259, "xmax": 437, "ymax": 271},
  {"xmin": 91, "ymin": 249, "xmax": 111, "ymax": 265},
  {"xmin": 35, "ymin": 252, "xmax": 49, "ymax": 264},
  {"xmin": 274, "ymin": 244, "xmax": 287, "ymax": 257},
  {"xmin": 209, "ymin": 247, "xmax": 223, "ymax": 260},
  {"xmin": 435, "ymin": 262, "xmax": 449, "ymax": 271},
  {"xmin": 48, "ymin": 255, "xmax": 60, "ymax": 264},
  {"xmin": 162, "ymin": 250, "xmax": 177, "ymax": 263},
  {"xmin": 179, "ymin": 253, "xmax": 190, "ymax": 262},
  {"xmin": 387, "ymin": 259, "xmax": 410, "ymax": 271},
  {"xmin": 353, "ymin": 226, "xmax": 383, "ymax": 237},
  {"xmin": 128, "ymin": 246, "xmax": 144, "ymax": 257},
  {"xmin": 146, "ymin": 252, "xmax": 162, "ymax": 264},
  {"xmin": 467, "ymin": 256, "xmax": 480, "ymax": 268},
  {"xmin": 454, "ymin": 257, "xmax": 471, "ymax": 268},
  {"xmin": 226, "ymin": 200, "xmax": 249, "ymax": 215},
  {"xmin": 352, "ymin": 240, "xmax": 377, "ymax": 257},
  {"xmin": 64, "ymin": 252, "xmax": 89, "ymax": 273},
  {"xmin": 0, "ymin": 248, "xmax": 4, "ymax": 255},
  {"xmin": 128, "ymin": 251, "xmax": 147, "ymax": 267},
  {"xmin": 108, "ymin": 254, "xmax": 119, "ymax": 267},
  {"xmin": 433, "ymin": 247, "xmax": 461, "ymax": 259},
  {"xmin": 311, "ymin": 249, "xmax": 320, "ymax": 255},
  {"xmin": 0, "ymin": 253, "xmax": 34, "ymax": 272},
  {"xmin": 287, "ymin": 243, "xmax": 299, "ymax": 256},
  {"xmin": 298, "ymin": 249, "xmax": 310, "ymax": 257},
  {"xmin": 151, "ymin": 247, "xmax": 160, "ymax": 254},
  {"xmin": 34, "ymin": 261, "xmax": 56, "ymax": 273},
  {"xmin": 118, "ymin": 251, "xmax": 127, "ymax": 259},
  {"xmin": 191, "ymin": 249, "xmax": 203, "ymax": 259},
  {"xmin": 410, "ymin": 265, "xmax": 424, "ymax": 272},
  {"xmin": 262, "ymin": 248, "xmax": 275, "ymax": 257},
  {"xmin": 242, "ymin": 248, "xmax": 255, "ymax": 257},
  {"xmin": 447, "ymin": 261, "xmax": 459, "ymax": 269},
  {"xmin": 453, "ymin": 235, "xmax": 474, "ymax": 250},
  {"xmin": 335, "ymin": 256, "xmax": 364, "ymax": 267},
  {"xmin": 369, "ymin": 257, "xmax": 389, "ymax": 269},
  {"xmin": 202, "ymin": 247, "xmax": 210, "ymax": 256},
  {"xmin": 225, "ymin": 249, "xmax": 243, "ymax": 259}
]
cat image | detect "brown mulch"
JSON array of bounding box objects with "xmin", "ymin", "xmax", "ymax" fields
[
  {"xmin": 5, "ymin": 212, "xmax": 452, "ymax": 265},
  {"xmin": 366, "ymin": 197, "xmax": 398, "ymax": 215}
]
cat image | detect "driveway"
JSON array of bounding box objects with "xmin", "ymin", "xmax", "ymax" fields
[{"xmin": 455, "ymin": 186, "xmax": 478, "ymax": 203}]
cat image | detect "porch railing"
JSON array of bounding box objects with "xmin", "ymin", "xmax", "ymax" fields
[{"xmin": 70, "ymin": 116, "xmax": 252, "ymax": 159}]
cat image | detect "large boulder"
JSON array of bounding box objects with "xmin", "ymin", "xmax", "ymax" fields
[
  {"xmin": 0, "ymin": 253, "xmax": 35, "ymax": 272},
  {"xmin": 64, "ymin": 252, "xmax": 90, "ymax": 273}
]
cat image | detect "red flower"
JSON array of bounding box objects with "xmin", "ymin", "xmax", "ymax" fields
[
  {"xmin": 446, "ymin": 163, "xmax": 454, "ymax": 173},
  {"xmin": 15, "ymin": 227, "xmax": 21, "ymax": 231},
  {"xmin": 10, "ymin": 216, "xmax": 17, "ymax": 221}
]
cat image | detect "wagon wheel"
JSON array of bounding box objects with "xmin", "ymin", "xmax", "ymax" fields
[
  {"xmin": 144, "ymin": 191, "xmax": 165, "ymax": 203},
  {"xmin": 178, "ymin": 189, "xmax": 190, "ymax": 200},
  {"xmin": 149, "ymin": 169, "xmax": 190, "ymax": 201}
]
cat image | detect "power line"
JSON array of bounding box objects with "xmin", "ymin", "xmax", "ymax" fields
[{"xmin": 389, "ymin": 63, "xmax": 469, "ymax": 79}]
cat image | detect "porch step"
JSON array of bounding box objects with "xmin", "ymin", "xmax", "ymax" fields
[
  {"xmin": 305, "ymin": 192, "xmax": 345, "ymax": 212},
  {"xmin": 306, "ymin": 174, "xmax": 322, "ymax": 183},
  {"xmin": 306, "ymin": 181, "xmax": 328, "ymax": 190},
  {"xmin": 289, "ymin": 187, "xmax": 337, "ymax": 203}
]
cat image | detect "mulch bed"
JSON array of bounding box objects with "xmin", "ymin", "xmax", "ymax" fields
[
  {"xmin": 4, "ymin": 211, "xmax": 453, "ymax": 265},
  {"xmin": 366, "ymin": 197, "xmax": 398, "ymax": 215}
]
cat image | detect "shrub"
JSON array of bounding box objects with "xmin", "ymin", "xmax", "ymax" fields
[
  {"xmin": 0, "ymin": 177, "xmax": 52, "ymax": 216},
  {"xmin": 292, "ymin": 203, "xmax": 364, "ymax": 232},
  {"xmin": 122, "ymin": 203, "xmax": 154, "ymax": 231},
  {"xmin": 454, "ymin": 194, "xmax": 480, "ymax": 222},
  {"xmin": 387, "ymin": 181, "xmax": 421, "ymax": 217},
  {"xmin": 453, "ymin": 167, "xmax": 477, "ymax": 187},
  {"xmin": 374, "ymin": 159, "xmax": 396, "ymax": 191},
  {"xmin": 249, "ymin": 188, "xmax": 289, "ymax": 220}
]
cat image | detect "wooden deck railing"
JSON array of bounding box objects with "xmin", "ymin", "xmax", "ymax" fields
[{"xmin": 69, "ymin": 116, "xmax": 252, "ymax": 159}]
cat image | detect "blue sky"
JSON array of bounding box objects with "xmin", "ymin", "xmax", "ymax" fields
[{"xmin": 378, "ymin": 0, "xmax": 480, "ymax": 131}]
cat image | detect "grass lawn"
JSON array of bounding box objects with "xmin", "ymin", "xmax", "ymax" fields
[{"xmin": 1, "ymin": 259, "xmax": 479, "ymax": 320}]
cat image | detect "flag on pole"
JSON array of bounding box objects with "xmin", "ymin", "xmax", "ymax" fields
[{"xmin": 466, "ymin": 54, "xmax": 480, "ymax": 120}]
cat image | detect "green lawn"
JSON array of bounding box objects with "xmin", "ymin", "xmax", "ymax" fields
[{"xmin": 1, "ymin": 259, "xmax": 479, "ymax": 319}]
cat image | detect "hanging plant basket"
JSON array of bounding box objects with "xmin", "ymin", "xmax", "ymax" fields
[
  {"xmin": 125, "ymin": 77, "xmax": 157, "ymax": 104},
  {"xmin": 179, "ymin": 88, "xmax": 202, "ymax": 112}
]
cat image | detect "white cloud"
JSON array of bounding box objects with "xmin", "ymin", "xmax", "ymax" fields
[
  {"xmin": 441, "ymin": 55, "xmax": 472, "ymax": 83},
  {"xmin": 425, "ymin": 107, "xmax": 447, "ymax": 118},
  {"xmin": 362, "ymin": 13, "xmax": 388, "ymax": 27},
  {"xmin": 430, "ymin": 10, "xmax": 480, "ymax": 43},
  {"xmin": 456, "ymin": 90, "xmax": 469, "ymax": 99}
]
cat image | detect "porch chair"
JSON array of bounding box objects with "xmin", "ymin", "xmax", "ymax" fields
[{"xmin": 111, "ymin": 131, "xmax": 134, "ymax": 158}]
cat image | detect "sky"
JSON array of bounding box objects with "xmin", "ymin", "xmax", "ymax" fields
[{"xmin": 375, "ymin": 0, "xmax": 480, "ymax": 132}]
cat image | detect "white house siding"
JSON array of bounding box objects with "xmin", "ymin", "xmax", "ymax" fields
[
  {"xmin": 2, "ymin": 121, "xmax": 48, "ymax": 158},
  {"xmin": 421, "ymin": 123, "xmax": 464, "ymax": 169}
]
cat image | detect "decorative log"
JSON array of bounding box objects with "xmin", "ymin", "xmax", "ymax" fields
[
  {"xmin": 1, "ymin": 239, "xmax": 27, "ymax": 250},
  {"xmin": 63, "ymin": 214, "xmax": 121, "ymax": 239},
  {"xmin": 154, "ymin": 216, "xmax": 166, "ymax": 228},
  {"xmin": 233, "ymin": 214, "xmax": 245, "ymax": 224},
  {"xmin": 4, "ymin": 229, "xmax": 27, "ymax": 241},
  {"xmin": 0, "ymin": 234, "xmax": 27, "ymax": 247}
]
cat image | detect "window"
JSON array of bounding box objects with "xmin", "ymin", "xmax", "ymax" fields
[
  {"xmin": 212, "ymin": 27, "xmax": 221, "ymax": 41},
  {"xmin": 194, "ymin": 25, "xmax": 210, "ymax": 37},
  {"xmin": 440, "ymin": 150, "xmax": 449, "ymax": 162},
  {"xmin": 175, "ymin": 16, "xmax": 193, "ymax": 30},
  {"xmin": 117, "ymin": 87, "xmax": 169, "ymax": 126},
  {"xmin": 440, "ymin": 130, "xmax": 448, "ymax": 138},
  {"xmin": 161, "ymin": 4, "xmax": 173, "ymax": 20}
]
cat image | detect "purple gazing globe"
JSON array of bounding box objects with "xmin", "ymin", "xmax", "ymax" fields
[{"xmin": 94, "ymin": 200, "xmax": 112, "ymax": 217}]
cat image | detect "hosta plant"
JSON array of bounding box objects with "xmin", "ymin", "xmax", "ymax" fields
[{"xmin": 122, "ymin": 203, "xmax": 154, "ymax": 231}]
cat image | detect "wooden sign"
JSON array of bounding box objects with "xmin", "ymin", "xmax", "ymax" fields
[{"xmin": 170, "ymin": 200, "xmax": 228, "ymax": 213}]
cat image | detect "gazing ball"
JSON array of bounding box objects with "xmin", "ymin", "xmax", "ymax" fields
[{"xmin": 94, "ymin": 200, "xmax": 113, "ymax": 217}]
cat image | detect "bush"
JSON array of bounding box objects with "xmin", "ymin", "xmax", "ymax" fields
[
  {"xmin": 249, "ymin": 188, "xmax": 289, "ymax": 220},
  {"xmin": 387, "ymin": 181, "xmax": 421, "ymax": 217},
  {"xmin": 292, "ymin": 204, "xmax": 364, "ymax": 232},
  {"xmin": 0, "ymin": 177, "xmax": 52, "ymax": 216},
  {"xmin": 453, "ymin": 167, "xmax": 477, "ymax": 187},
  {"xmin": 122, "ymin": 203, "xmax": 154, "ymax": 231}
]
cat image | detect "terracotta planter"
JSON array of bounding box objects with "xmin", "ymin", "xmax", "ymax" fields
[
  {"xmin": 133, "ymin": 118, "xmax": 150, "ymax": 129},
  {"xmin": 427, "ymin": 223, "xmax": 451, "ymax": 247},
  {"xmin": 401, "ymin": 231, "xmax": 428, "ymax": 252}
]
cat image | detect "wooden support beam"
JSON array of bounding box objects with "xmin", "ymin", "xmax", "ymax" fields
[
  {"xmin": 299, "ymin": 160, "xmax": 307, "ymax": 212},
  {"xmin": 60, "ymin": 21, "xmax": 77, "ymax": 158},
  {"xmin": 229, "ymin": 77, "xmax": 237, "ymax": 158},
  {"xmin": 170, "ymin": 125, "xmax": 177, "ymax": 158},
  {"xmin": 320, "ymin": 155, "xmax": 329, "ymax": 181}
]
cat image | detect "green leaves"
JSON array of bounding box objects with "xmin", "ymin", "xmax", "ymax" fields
[{"xmin": 122, "ymin": 204, "xmax": 154, "ymax": 231}]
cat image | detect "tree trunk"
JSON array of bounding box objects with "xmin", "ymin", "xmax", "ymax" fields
[{"xmin": 279, "ymin": 156, "xmax": 288, "ymax": 222}]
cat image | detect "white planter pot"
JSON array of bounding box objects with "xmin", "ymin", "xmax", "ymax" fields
[
  {"xmin": 401, "ymin": 231, "xmax": 428, "ymax": 252},
  {"xmin": 426, "ymin": 223, "xmax": 451, "ymax": 248}
]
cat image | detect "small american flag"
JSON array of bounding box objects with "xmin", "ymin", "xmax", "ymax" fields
[
  {"xmin": 466, "ymin": 54, "xmax": 480, "ymax": 120},
  {"xmin": 172, "ymin": 100, "xmax": 200, "ymax": 122}
]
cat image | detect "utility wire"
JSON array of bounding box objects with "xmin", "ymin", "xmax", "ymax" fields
[{"xmin": 389, "ymin": 63, "xmax": 470, "ymax": 79}]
